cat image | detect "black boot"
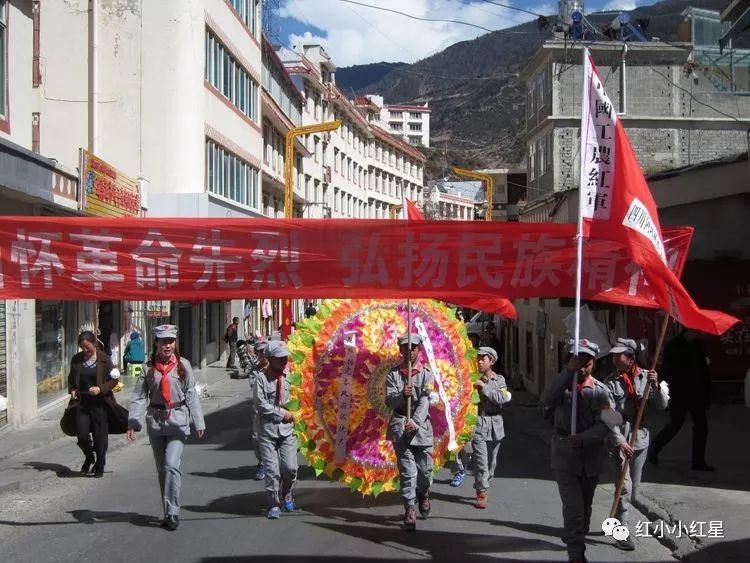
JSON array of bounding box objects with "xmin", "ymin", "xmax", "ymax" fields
[
  {"xmin": 80, "ymin": 454, "xmax": 95, "ymax": 475},
  {"xmin": 93, "ymin": 464, "xmax": 104, "ymax": 478},
  {"xmin": 161, "ymin": 515, "xmax": 179, "ymax": 531}
]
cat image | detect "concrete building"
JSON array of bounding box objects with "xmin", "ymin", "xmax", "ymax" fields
[
  {"xmin": 511, "ymin": 9, "xmax": 750, "ymax": 396},
  {"xmin": 364, "ymin": 95, "xmax": 431, "ymax": 147},
  {"xmin": 475, "ymin": 167, "xmax": 528, "ymax": 221}
]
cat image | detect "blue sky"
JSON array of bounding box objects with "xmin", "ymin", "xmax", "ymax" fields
[{"xmin": 275, "ymin": 0, "xmax": 660, "ymax": 67}]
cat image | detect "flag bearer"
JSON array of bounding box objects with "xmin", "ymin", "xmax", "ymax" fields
[
  {"xmin": 605, "ymin": 337, "xmax": 668, "ymax": 551},
  {"xmin": 541, "ymin": 338, "xmax": 619, "ymax": 563}
]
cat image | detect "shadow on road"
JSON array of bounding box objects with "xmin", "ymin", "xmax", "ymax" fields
[
  {"xmin": 682, "ymin": 537, "xmax": 750, "ymax": 563},
  {"xmin": 24, "ymin": 461, "xmax": 82, "ymax": 478},
  {"xmin": 69, "ymin": 509, "xmax": 162, "ymax": 528}
]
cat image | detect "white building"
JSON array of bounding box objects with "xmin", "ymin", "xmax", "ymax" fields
[
  {"xmin": 423, "ymin": 181, "xmax": 482, "ymax": 220},
  {"xmin": 0, "ymin": 0, "xmax": 268, "ymax": 428},
  {"xmin": 365, "ymin": 94, "xmax": 431, "ymax": 147},
  {"xmin": 278, "ymin": 44, "xmax": 426, "ymax": 220}
]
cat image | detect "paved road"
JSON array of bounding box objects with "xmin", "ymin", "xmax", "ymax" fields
[{"xmin": 0, "ymin": 374, "xmax": 676, "ymax": 563}]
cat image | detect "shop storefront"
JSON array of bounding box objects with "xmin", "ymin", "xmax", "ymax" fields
[
  {"xmin": 0, "ymin": 300, "xmax": 7, "ymax": 429},
  {"xmin": 35, "ymin": 300, "xmax": 80, "ymax": 407}
]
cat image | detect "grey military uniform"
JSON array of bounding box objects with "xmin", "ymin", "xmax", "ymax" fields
[
  {"xmin": 541, "ymin": 367, "xmax": 612, "ymax": 561},
  {"xmin": 472, "ymin": 371, "xmax": 511, "ymax": 491},
  {"xmin": 254, "ymin": 368, "xmax": 298, "ymax": 506},
  {"xmin": 249, "ymin": 360, "xmax": 267, "ymax": 464},
  {"xmin": 385, "ymin": 364, "xmax": 434, "ymax": 507},
  {"xmin": 605, "ymin": 367, "xmax": 669, "ymax": 525},
  {"xmin": 128, "ymin": 358, "xmax": 206, "ymax": 517}
]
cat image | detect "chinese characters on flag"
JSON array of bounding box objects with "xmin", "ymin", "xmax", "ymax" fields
[{"xmin": 578, "ymin": 51, "xmax": 739, "ymax": 335}]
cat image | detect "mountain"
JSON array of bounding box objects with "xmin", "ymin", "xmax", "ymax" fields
[
  {"xmin": 334, "ymin": 0, "xmax": 734, "ymax": 177},
  {"xmin": 335, "ymin": 62, "xmax": 408, "ymax": 94}
]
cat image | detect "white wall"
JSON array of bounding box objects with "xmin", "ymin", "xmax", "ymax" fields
[{"xmin": 2, "ymin": 0, "xmax": 34, "ymax": 148}]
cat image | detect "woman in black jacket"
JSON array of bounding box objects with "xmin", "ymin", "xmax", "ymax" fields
[{"xmin": 67, "ymin": 331, "xmax": 119, "ymax": 477}]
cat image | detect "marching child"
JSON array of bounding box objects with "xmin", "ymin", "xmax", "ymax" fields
[
  {"xmin": 255, "ymin": 340, "xmax": 298, "ymax": 519},
  {"xmin": 471, "ymin": 346, "xmax": 512, "ymax": 508}
]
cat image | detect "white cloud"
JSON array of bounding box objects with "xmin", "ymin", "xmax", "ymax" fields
[
  {"xmin": 602, "ymin": 1, "xmax": 638, "ymax": 11},
  {"xmin": 280, "ymin": 0, "xmax": 552, "ymax": 67}
]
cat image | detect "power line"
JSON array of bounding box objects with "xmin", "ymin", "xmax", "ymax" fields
[
  {"xmin": 479, "ymin": 0, "xmax": 544, "ymax": 18},
  {"xmin": 336, "ymin": 0, "xmax": 494, "ymax": 33}
]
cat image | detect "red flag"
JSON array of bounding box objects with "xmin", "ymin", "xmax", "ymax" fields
[
  {"xmin": 406, "ymin": 199, "xmax": 426, "ymax": 220},
  {"xmin": 579, "ymin": 52, "xmax": 739, "ymax": 335}
]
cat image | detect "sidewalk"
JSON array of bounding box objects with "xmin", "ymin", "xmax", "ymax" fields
[
  {"xmin": 0, "ymin": 361, "xmax": 244, "ymax": 494},
  {"xmin": 510, "ymin": 390, "xmax": 750, "ymax": 561}
]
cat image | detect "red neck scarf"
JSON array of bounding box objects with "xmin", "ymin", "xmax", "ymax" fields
[
  {"xmin": 155, "ymin": 355, "xmax": 177, "ymax": 407},
  {"xmin": 576, "ymin": 374, "xmax": 596, "ymax": 393},
  {"xmin": 274, "ymin": 371, "xmax": 286, "ymax": 406},
  {"xmin": 399, "ymin": 361, "xmax": 424, "ymax": 377},
  {"xmin": 620, "ymin": 367, "xmax": 642, "ymax": 407}
]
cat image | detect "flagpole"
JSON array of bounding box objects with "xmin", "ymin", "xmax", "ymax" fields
[
  {"xmin": 572, "ymin": 47, "xmax": 591, "ymax": 436},
  {"xmin": 406, "ymin": 298, "xmax": 413, "ymax": 420},
  {"xmin": 609, "ymin": 313, "xmax": 671, "ymax": 518}
]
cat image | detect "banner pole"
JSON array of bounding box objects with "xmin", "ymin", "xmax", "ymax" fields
[
  {"xmin": 609, "ymin": 313, "xmax": 671, "ymax": 518},
  {"xmin": 572, "ymin": 47, "xmax": 591, "ymax": 436},
  {"xmin": 406, "ymin": 298, "xmax": 413, "ymax": 419}
]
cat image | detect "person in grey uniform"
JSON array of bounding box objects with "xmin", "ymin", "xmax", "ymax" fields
[
  {"xmin": 255, "ymin": 340, "xmax": 298, "ymax": 519},
  {"xmin": 541, "ymin": 338, "xmax": 618, "ymax": 563},
  {"xmin": 472, "ymin": 346, "xmax": 512, "ymax": 509},
  {"xmin": 386, "ymin": 333, "xmax": 434, "ymax": 531},
  {"xmin": 250, "ymin": 339, "xmax": 269, "ymax": 481},
  {"xmin": 127, "ymin": 324, "xmax": 205, "ymax": 532},
  {"xmin": 605, "ymin": 337, "xmax": 668, "ymax": 551}
]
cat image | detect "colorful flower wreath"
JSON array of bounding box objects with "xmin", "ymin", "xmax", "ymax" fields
[{"xmin": 286, "ymin": 299, "xmax": 479, "ymax": 496}]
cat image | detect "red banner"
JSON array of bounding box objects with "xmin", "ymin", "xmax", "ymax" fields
[{"xmin": 0, "ymin": 216, "xmax": 708, "ymax": 320}]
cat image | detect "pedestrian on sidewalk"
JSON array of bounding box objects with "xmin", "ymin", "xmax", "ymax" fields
[
  {"xmin": 224, "ymin": 317, "xmax": 240, "ymax": 369},
  {"xmin": 123, "ymin": 331, "xmax": 146, "ymax": 374},
  {"xmin": 472, "ymin": 346, "xmax": 512, "ymax": 509},
  {"xmin": 250, "ymin": 339, "xmax": 269, "ymax": 481},
  {"xmin": 605, "ymin": 338, "xmax": 669, "ymax": 551},
  {"xmin": 66, "ymin": 331, "xmax": 127, "ymax": 477},
  {"xmin": 386, "ymin": 333, "xmax": 434, "ymax": 532},
  {"xmin": 127, "ymin": 324, "xmax": 206, "ymax": 532},
  {"xmin": 541, "ymin": 338, "xmax": 618, "ymax": 563},
  {"xmin": 255, "ymin": 340, "xmax": 298, "ymax": 519},
  {"xmin": 649, "ymin": 327, "xmax": 715, "ymax": 471}
]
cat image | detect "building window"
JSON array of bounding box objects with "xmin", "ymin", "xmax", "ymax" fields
[
  {"xmin": 537, "ymin": 137, "xmax": 545, "ymax": 176},
  {"xmin": 536, "ymin": 70, "xmax": 546, "ymax": 115},
  {"xmin": 205, "ymin": 29, "xmax": 259, "ymax": 122},
  {"xmin": 528, "ymin": 142, "xmax": 536, "ymax": 181},
  {"xmin": 205, "ymin": 138, "xmax": 259, "ymax": 209},
  {"xmin": 0, "ymin": 0, "xmax": 6, "ymax": 119},
  {"xmin": 390, "ymin": 111, "xmax": 402, "ymax": 118},
  {"xmin": 409, "ymin": 123, "xmax": 422, "ymax": 131},
  {"xmin": 410, "ymin": 112, "xmax": 421, "ymax": 119},
  {"xmin": 230, "ymin": 0, "xmax": 260, "ymax": 37}
]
